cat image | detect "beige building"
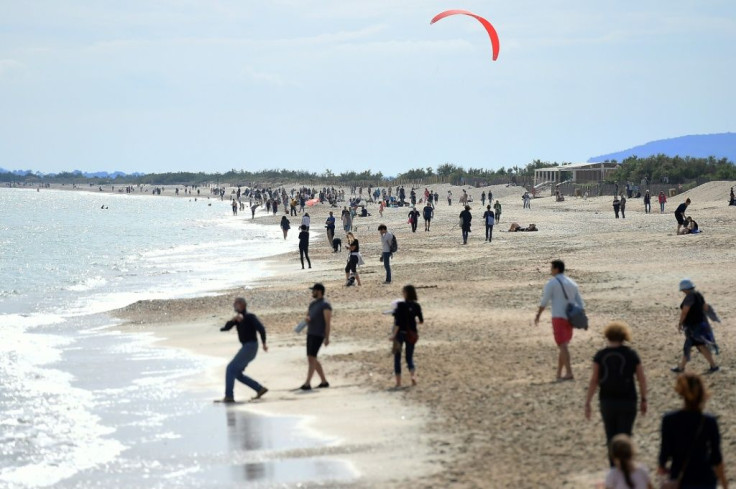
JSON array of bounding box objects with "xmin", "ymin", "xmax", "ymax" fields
[{"xmin": 533, "ymin": 161, "xmax": 619, "ymax": 187}]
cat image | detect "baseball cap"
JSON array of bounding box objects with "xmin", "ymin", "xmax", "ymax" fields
[
  {"xmin": 309, "ymin": 283, "xmax": 325, "ymax": 293},
  {"xmin": 679, "ymin": 279, "xmax": 695, "ymax": 291}
]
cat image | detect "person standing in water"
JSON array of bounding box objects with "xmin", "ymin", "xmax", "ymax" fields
[
  {"xmin": 219, "ymin": 298, "xmax": 268, "ymax": 402},
  {"xmin": 390, "ymin": 285, "xmax": 423, "ymax": 388},
  {"xmin": 300, "ymin": 283, "xmax": 331, "ymax": 390},
  {"xmin": 298, "ymin": 225, "xmax": 311, "ymax": 269},
  {"xmin": 280, "ymin": 216, "xmax": 290, "ymax": 239},
  {"xmin": 250, "ymin": 203, "xmax": 258, "ymax": 220}
]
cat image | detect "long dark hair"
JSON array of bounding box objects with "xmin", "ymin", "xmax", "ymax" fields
[
  {"xmin": 403, "ymin": 285, "xmax": 418, "ymax": 302},
  {"xmin": 609, "ymin": 434, "xmax": 635, "ymax": 489}
]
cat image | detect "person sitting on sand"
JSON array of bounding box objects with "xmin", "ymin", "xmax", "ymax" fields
[{"xmin": 219, "ymin": 297, "xmax": 269, "ymax": 402}]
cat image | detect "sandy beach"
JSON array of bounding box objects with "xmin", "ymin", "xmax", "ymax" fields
[{"xmin": 113, "ymin": 180, "xmax": 736, "ymax": 488}]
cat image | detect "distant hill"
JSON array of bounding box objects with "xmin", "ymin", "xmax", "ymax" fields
[
  {"xmin": 0, "ymin": 168, "xmax": 143, "ymax": 178},
  {"xmin": 588, "ymin": 133, "xmax": 736, "ymax": 163}
]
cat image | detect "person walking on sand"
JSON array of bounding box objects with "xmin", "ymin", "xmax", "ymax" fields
[
  {"xmin": 585, "ymin": 321, "xmax": 648, "ymax": 453},
  {"xmin": 378, "ymin": 224, "xmax": 393, "ymax": 284},
  {"xmin": 658, "ymin": 373, "xmax": 728, "ymax": 489},
  {"xmin": 298, "ymin": 225, "xmax": 311, "ymax": 269},
  {"xmin": 459, "ymin": 205, "xmax": 472, "ymax": 244},
  {"xmin": 670, "ymin": 279, "xmax": 719, "ymax": 374},
  {"xmin": 408, "ymin": 207, "xmax": 420, "ymax": 233},
  {"xmin": 447, "ymin": 190, "xmax": 452, "ymax": 206},
  {"xmin": 344, "ymin": 235, "xmax": 362, "ymax": 286},
  {"xmin": 422, "ymin": 202, "xmax": 433, "ymax": 232},
  {"xmin": 481, "ymin": 191, "xmax": 486, "ymax": 206},
  {"xmin": 493, "ymin": 200, "xmax": 502, "ymax": 223},
  {"xmin": 534, "ymin": 260, "xmax": 584, "ymax": 381},
  {"xmin": 219, "ymin": 297, "xmax": 268, "ymax": 402},
  {"xmin": 675, "ymin": 198, "xmax": 691, "ymax": 234},
  {"xmin": 658, "ymin": 191, "xmax": 667, "ymax": 214},
  {"xmin": 644, "ymin": 190, "xmax": 651, "ymax": 214},
  {"xmin": 280, "ymin": 216, "xmax": 290, "ymax": 239},
  {"xmin": 606, "ymin": 435, "xmax": 654, "ymax": 489},
  {"xmin": 379, "ymin": 200, "xmax": 384, "ymax": 217},
  {"xmin": 390, "ymin": 285, "xmax": 423, "ymax": 388},
  {"xmin": 300, "ymin": 283, "xmax": 331, "ymax": 390},
  {"xmin": 483, "ymin": 204, "xmax": 495, "ymax": 242},
  {"xmin": 325, "ymin": 212, "xmax": 336, "ymax": 246}
]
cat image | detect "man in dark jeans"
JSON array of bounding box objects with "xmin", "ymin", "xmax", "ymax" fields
[
  {"xmin": 408, "ymin": 207, "xmax": 420, "ymax": 233},
  {"xmin": 219, "ymin": 297, "xmax": 269, "ymax": 402},
  {"xmin": 300, "ymin": 283, "xmax": 332, "ymax": 390},
  {"xmin": 459, "ymin": 205, "xmax": 472, "ymax": 244},
  {"xmin": 483, "ymin": 204, "xmax": 495, "ymax": 242},
  {"xmin": 378, "ymin": 224, "xmax": 393, "ymax": 284}
]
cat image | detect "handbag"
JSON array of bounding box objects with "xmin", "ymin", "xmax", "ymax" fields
[
  {"xmin": 406, "ymin": 329, "xmax": 419, "ymax": 345},
  {"xmin": 555, "ymin": 276, "xmax": 588, "ymax": 330},
  {"xmin": 660, "ymin": 415, "xmax": 706, "ymax": 489}
]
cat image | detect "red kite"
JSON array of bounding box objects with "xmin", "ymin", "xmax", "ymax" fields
[{"xmin": 430, "ymin": 9, "xmax": 500, "ymax": 61}]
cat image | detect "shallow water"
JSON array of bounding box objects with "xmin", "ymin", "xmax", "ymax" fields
[{"xmin": 0, "ymin": 188, "xmax": 349, "ymax": 488}]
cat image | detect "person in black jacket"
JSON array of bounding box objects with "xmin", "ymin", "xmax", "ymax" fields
[
  {"xmin": 219, "ymin": 297, "xmax": 269, "ymax": 402},
  {"xmin": 658, "ymin": 373, "xmax": 728, "ymax": 489},
  {"xmin": 459, "ymin": 205, "xmax": 472, "ymax": 244},
  {"xmin": 408, "ymin": 207, "xmax": 420, "ymax": 233},
  {"xmin": 298, "ymin": 225, "xmax": 311, "ymax": 269},
  {"xmin": 390, "ymin": 285, "xmax": 424, "ymax": 387}
]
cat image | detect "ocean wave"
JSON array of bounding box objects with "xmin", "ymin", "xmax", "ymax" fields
[{"xmin": 65, "ymin": 276, "xmax": 107, "ymax": 292}]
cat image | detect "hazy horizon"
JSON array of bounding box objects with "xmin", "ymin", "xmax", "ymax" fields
[{"xmin": 1, "ymin": 1, "xmax": 735, "ymax": 175}]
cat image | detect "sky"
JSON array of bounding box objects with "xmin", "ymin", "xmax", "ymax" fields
[{"xmin": 1, "ymin": 1, "xmax": 735, "ymax": 175}]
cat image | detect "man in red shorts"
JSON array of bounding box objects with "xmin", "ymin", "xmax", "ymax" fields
[{"xmin": 534, "ymin": 260, "xmax": 584, "ymax": 381}]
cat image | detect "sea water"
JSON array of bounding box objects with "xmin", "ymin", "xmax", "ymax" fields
[{"xmin": 0, "ymin": 188, "xmax": 352, "ymax": 488}]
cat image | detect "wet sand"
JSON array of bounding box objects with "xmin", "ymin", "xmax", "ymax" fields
[{"xmin": 114, "ymin": 180, "xmax": 736, "ymax": 488}]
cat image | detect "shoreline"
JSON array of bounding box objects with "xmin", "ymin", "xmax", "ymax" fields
[{"xmin": 107, "ymin": 179, "xmax": 735, "ymax": 487}]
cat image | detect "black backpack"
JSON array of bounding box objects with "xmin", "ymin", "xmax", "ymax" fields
[{"xmin": 390, "ymin": 234, "xmax": 398, "ymax": 253}]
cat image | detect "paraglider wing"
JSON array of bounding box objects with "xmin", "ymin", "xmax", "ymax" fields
[{"xmin": 430, "ymin": 9, "xmax": 500, "ymax": 61}]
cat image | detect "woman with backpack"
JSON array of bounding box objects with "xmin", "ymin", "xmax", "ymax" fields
[
  {"xmin": 584, "ymin": 321, "xmax": 648, "ymax": 452},
  {"xmin": 390, "ymin": 285, "xmax": 423, "ymax": 388}
]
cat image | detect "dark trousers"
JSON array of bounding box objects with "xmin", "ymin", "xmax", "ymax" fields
[
  {"xmin": 485, "ymin": 224, "xmax": 493, "ymax": 241},
  {"xmin": 382, "ymin": 252, "xmax": 392, "ymax": 283},
  {"xmin": 462, "ymin": 229, "xmax": 469, "ymax": 243},
  {"xmin": 393, "ymin": 333, "xmax": 415, "ymax": 374},
  {"xmin": 600, "ymin": 399, "xmax": 637, "ymax": 446},
  {"xmin": 410, "ymin": 220, "xmax": 417, "ymax": 232},
  {"xmin": 644, "ymin": 202, "xmax": 651, "ymax": 213},
  {"xmin": 299, "ymin": 247, "xmax": 311, "ymax": 268}
]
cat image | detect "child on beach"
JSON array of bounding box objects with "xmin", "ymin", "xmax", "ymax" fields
[{"xmin": 605, "ymin": 435, "xmax": 652, "ymax": 489}]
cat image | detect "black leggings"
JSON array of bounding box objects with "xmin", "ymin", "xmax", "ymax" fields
[
  {"xmin": 600, "ymin": 400, "xmax": 637, "ymax": 446},
  {"xmin": 299, "ymin": 247, "xmax": 311, "ymax": 268},
  {"xmin": 345, "ymin": 254, "xmax": 358, "ymax": 274}
]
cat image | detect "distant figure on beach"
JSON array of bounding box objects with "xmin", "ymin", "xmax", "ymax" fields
[
  {"xmin": 584, "ymin": 321, "xmax": 648, "ymax": 453},
  {"xmin": 300, "ymin": 283, "xmax": 331, "ymax": 390},
  {"xmin": 422, "ymin": 203, "xmax": 433, "ymax": 232},
  {"xmin": 378, "ymin": 224, "xmax": 394, "ymax": 284},
  {"xmin": 670, "ymin": 279, "xmax": 719, "ymax": 374},
  {"xmin": 391, "ymin": 285, "xmax": 423, "ymax": 388},
  {"xmin": 658, "ymin": 373, "xmax": 727, "ymax": 489},
  {"xmin": 447, "ymin": 190, "xmax": 452, "ymax": 206},
  {"xmin": 620, "ymin": 194, "xmax": 627, "ymax": 219},
  {"xmin": 675, "ymin": 198, "xmax": 691, "ymax": 234},
  {"xmin": 344, "ymin": 233, "xmax": 362, "ymax": 286},
  {"xmin": 730, "ymin": 187, "xmax": 735, "ymax": 206},
  {"xmin": 407, "ymin": 207, "xmax": 420, "ymax": 233},
  {"xmin": 606, "ymin": 435, "xmax": 653, "ymax": 489},
  {"xmin": 219, "ymin": 297, "xmax": 269, "ymax": 402},
  {"xmin": 325, "ymin": 212, "xmax": 336, "ymax": 246},
  {"xmin": 644, "ymin": 190, "xmax": 651, "ymax": 214},
  {"xmin": 301, "ymin": 212, "xmax": 310, "ymax": 231},
  {"xmin": 523, "ymin": 192, "xmax": 531, "ymax": 209},
  {"xmin": 231, "ymin": 199, "xmax": 238, "ymax": 215},
  {"xmin": 613, "ymin": 195, "xmax": 621, "ymax": 218},
  {"xmin": 280, "ymin": 216, "xmax": 290, "ymax": 239},
  {"xmin": 298, "ymin": 225, "xmax": 311, "ymax": 269},
  {"xmin": 493, "ymin": 200, "xmax": 502, "ymax": 223},
  {"xmin": 534, "ymin": 260, "xmax": 584, "ymax": 381},
  {"xmin": 459, "ymin": 205, "xmax": 472, "ymax": 245},
  {"xmin": 250, "ymin": 204, "xmax": 258, "ymax": 220},
  {"xmin": 481, "ymin": 191, "xmax": 486, "ymax": 206},
  {"xmin": 379, "ymin": 201, "xmax": 384, "ymax": 217},
  {"xmin": 483, "ymin": 205, "xmax": 495, "ymax": 242},
  {"xmin": 658, "ymin": 191, "xmax": 667, "ymax": 213}
]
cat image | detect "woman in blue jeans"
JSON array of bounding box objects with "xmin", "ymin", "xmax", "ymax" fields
[{"xmin": 390, "ymin": 285, "xmax": 423, "ymax": 388}]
